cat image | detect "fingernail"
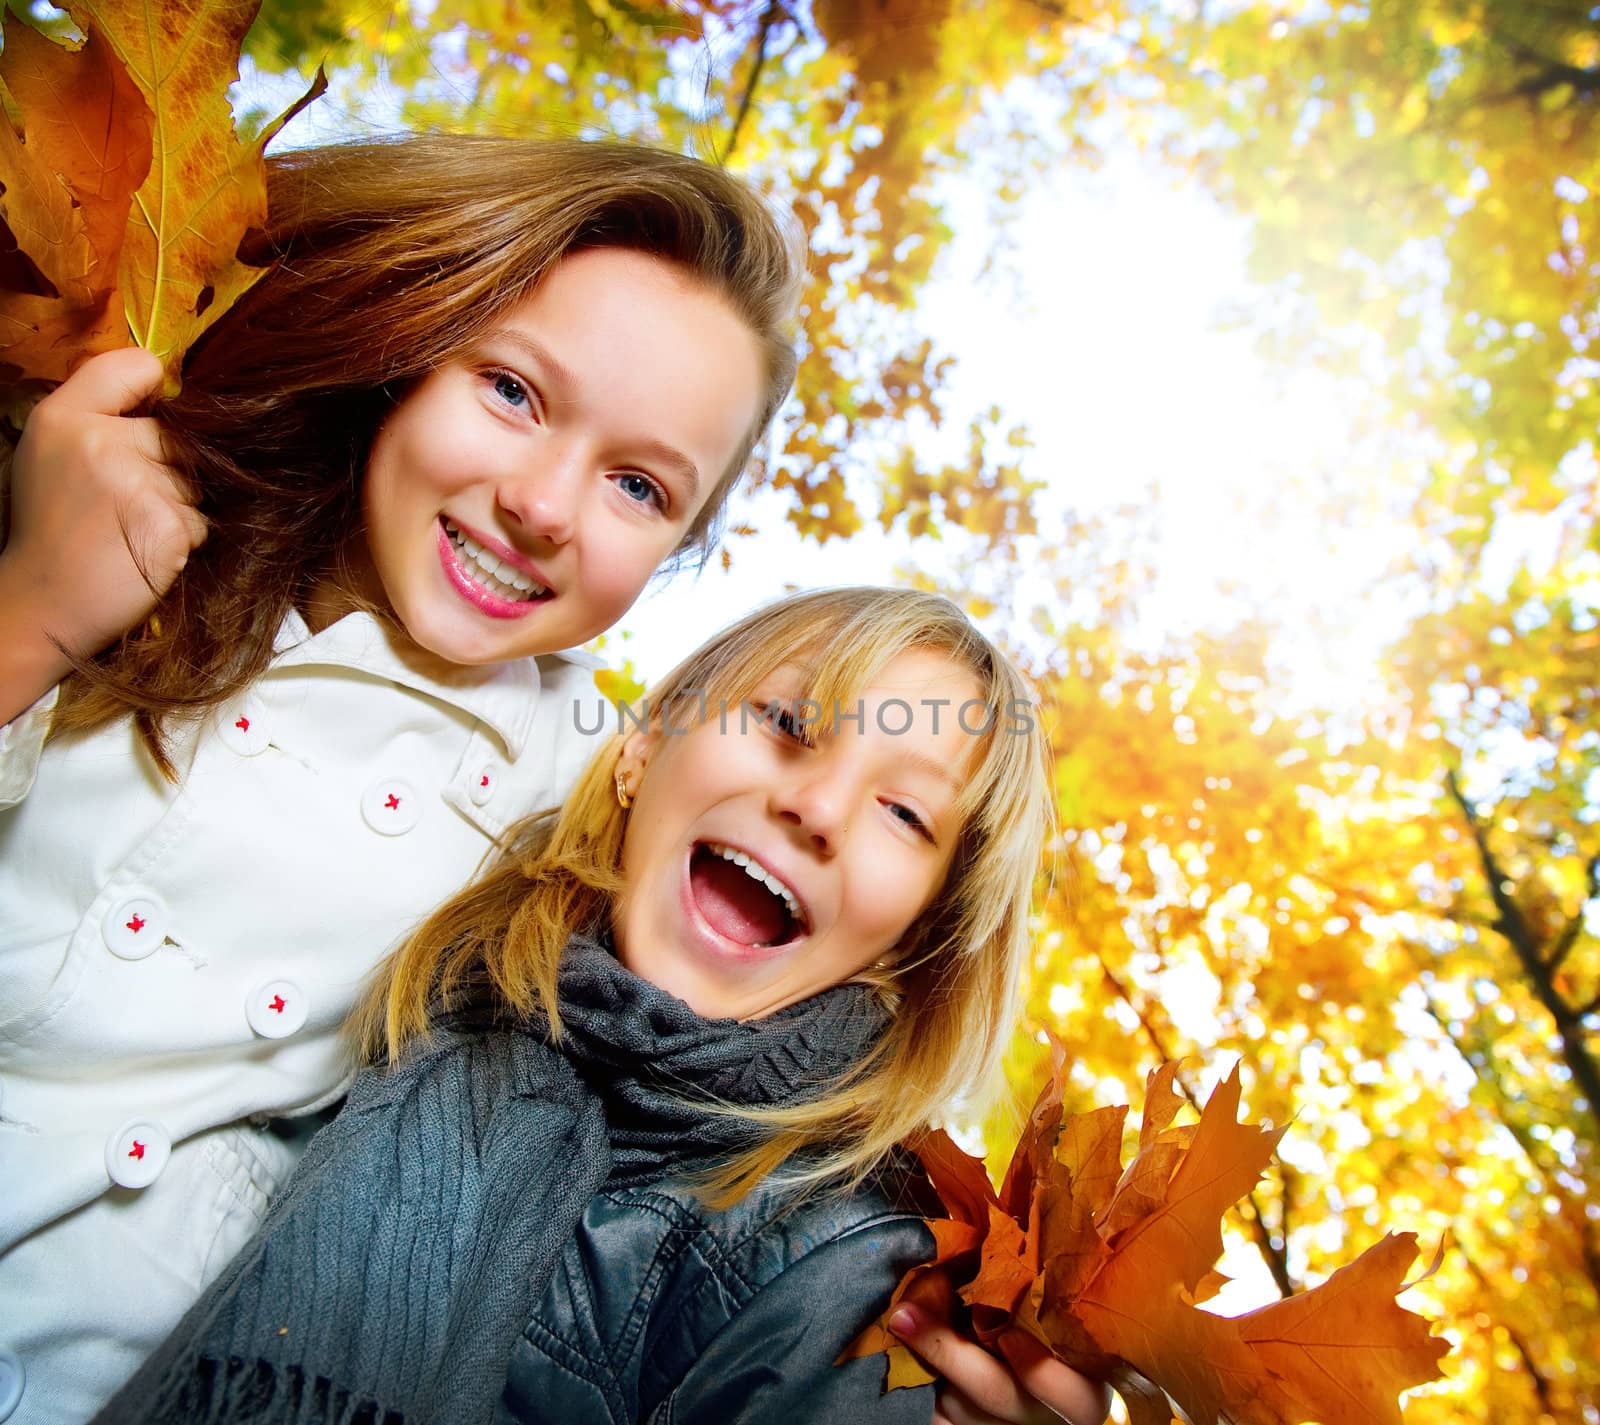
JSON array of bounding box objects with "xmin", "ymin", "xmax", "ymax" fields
[{"xmin": 888, "ymin": 1305, "xmax": 921, "ymax": 1337}]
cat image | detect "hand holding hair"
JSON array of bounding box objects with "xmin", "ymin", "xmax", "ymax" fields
[{"xmin": 0, "ymin": 348, "xmax": 205, "ymax": 722}]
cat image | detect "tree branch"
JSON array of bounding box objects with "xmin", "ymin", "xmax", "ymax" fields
[
  {"xmin": 1446, "ymin": 768, "xmax": 1600, "ymax": 1143},
  {"xmin": 1416, "ymin": 987, "xmax": 1556, "ymax": 1177},
  {"xmin": 1500, "ymin": 32, "xmax": 1600, "ymax": 99},
  {"xmin": 1545, "ymin": 849, "xmax": 1599, "ymax": 975},
  {"xmin": 721, "ymin": 2, "xmax": 783, "ymax": 166},
  {"xmin": 1544, "ymin": 914, "xmax": 1584, "ymax": 975},
  {"xmin": 1413, "ymin": 966, "xmax": 1600, "ymax": 1300}
]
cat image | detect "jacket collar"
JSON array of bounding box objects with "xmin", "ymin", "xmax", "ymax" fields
[{"xmin": 269, "ymin": 608, "xmax": 557, "ymax": 759}]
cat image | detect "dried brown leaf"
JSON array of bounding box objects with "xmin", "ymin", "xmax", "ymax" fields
[{"xmin": 844, "ymin": 1061, "xmax": 1450, "ymax": 1422}]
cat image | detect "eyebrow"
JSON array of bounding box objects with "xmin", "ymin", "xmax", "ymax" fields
[
  {"xmin": 899, "ymin": 748, "xmax": 964, "ymax": 794},
  {"xmin": 629, "ymin": 438, "xmax": 702, "ymax": 499},
  {"xmin": 483, "ymin": 329, "xmax": 577, "ymax": 397},
  {"xmin": 480, "ymin": 328, "xmax": 702, "ymax": 497}
]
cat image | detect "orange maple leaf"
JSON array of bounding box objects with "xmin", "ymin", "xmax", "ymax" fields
[
  {"xmin": 0, "ymin": 1, "xmax": 322, "ymax": 394},
  {"xmin": 844, "ymin": 1058, "xmax": 1451, "ymax": 1424},
  {"xmin": 0, "ymin": 18, "xmax": 150, "ymax": 382}
]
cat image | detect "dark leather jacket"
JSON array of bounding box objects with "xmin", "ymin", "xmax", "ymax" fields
[
  {"xmin": 502, "ymin": 1174, "xmax": 937, "ymax": 1424},
  {"xmin": 98, "ymin": 944, "xmax": 938, "ymax": 1425}
]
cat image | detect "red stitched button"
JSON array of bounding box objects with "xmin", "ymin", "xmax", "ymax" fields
[
  {"xmin": 361, "ymin": 777, "xmax": 420, "ymax": 835},
  {"xmin": 101, "ymin": 893, "xmax": 169, "ymax": 960},
  {"xmin": 105, "ymin": 1118, "xmax": 171, "ymax": 1189},
  {"xmin": 246, "ymin": 978, "xmax": 309, "ymax": 1039},
  {"xmin": 218, "ymin": 694, "xmax": 269, "ymax": 756},
  {"xmin": 469, "ymin": 764, "xmax": 495, "ymax": 806}
]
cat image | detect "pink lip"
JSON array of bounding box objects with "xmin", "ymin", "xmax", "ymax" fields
[
  {"xmin": 447, "ymin": 517, "xmax": 549, "ymax": 582},
  {"xmin": 677, "ymin": 841, "xmax": 812, "ymax": 964},
  {"xmin": 435, "ymin": 519, "xmax": 549, "ymax": 621}
]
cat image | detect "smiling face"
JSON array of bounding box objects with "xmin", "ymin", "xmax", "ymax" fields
[
  {"xmin": 350, "ymin": 247, "xmax": 766, "ymax": 663},
  {"xmin": 610, "ymin": 649, "xmax": 985, "ymax": 1021}
]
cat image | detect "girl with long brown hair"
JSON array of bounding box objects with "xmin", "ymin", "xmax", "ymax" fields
[{"xmin": 0, "ymin": 133, "xmax": 801, "ymax": 1422}]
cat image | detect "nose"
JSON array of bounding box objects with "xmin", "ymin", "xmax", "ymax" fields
[
  {"xmin": 770, "ymin": 761, "xmax": 853, "ymax": 857},
  {"xmin": 496, "ymin": 445, "xmax": 582, "ymax": 545}
]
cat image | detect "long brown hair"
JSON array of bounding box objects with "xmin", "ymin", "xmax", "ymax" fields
[
  {"xmin": 350, "ymin": 586, "xmax": 1054, "ymax": 1203},
  {"xmin": 53, "ymin": 135, "xmax": 803, "ymax": 773}
]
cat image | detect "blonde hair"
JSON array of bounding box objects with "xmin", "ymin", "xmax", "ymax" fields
[
  {"xmin": 350, "ymin": 586, "xmax": 1052, "ymax": 1201},
  {"xmin": 54, "ymin": 135, "xmax": 804, "ymax": 773}
]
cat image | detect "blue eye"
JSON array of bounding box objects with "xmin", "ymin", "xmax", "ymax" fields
[
  {"xmin": 616, "ymin": 472, "xmax": 659, "ymax": 505},
  {"xmin": 490, "ymin": 370, "xmax": 531, "ymax": 409}
]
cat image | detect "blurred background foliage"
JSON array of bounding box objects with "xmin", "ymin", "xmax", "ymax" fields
[{"xmin": 235, "ymin": 2, "xmax": 1599, "ymax": 1419}]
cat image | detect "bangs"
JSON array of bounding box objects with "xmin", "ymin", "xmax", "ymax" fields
[{"xmin": 652, "ymin": 595, "xmax": 1030, "ymax": 839}]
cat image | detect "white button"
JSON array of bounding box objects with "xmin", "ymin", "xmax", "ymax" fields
[
  {"xmin": 218, "ymin": 694, "xmax": 269, "ymax": 756},
  {"xmin": 0, "ymin": 1345, "xmax": 22, "ymax": 1423},
  {"xmin": 469, "ymin": 764, "xmax": 495, "ymax": 806},
  {"xmin": 361, "ymin": 777, "xmax": 421, "ymax": 835},
  {"xmin": 101, "ymin": 893, "xmax": 169, "ymax": 960},
  {"xmin": 246, "ymin": 978, "xmax": 309, "ymax": 1039},
  {"xmin": 105, "ymin": 1119, "xmax": 172, "ymax": 1189}
]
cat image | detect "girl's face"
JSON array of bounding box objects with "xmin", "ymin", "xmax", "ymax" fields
[
  {"xmin": 611, "ymin": 649, "xmax": 984, "ymax": 1021},
  {"xmin": 354, "ymin": 248, "xmax": 766, "ymax": 664}
]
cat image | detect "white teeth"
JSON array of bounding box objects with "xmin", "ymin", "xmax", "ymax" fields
[
  {"xmin": 706, "ymin": 842, "xmax": 803, "ymax": 924},
  {"xmin": 444, "ymin": 521, "xmax": 547, "ymax": 602}
]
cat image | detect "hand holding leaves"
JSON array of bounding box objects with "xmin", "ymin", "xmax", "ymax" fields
[{"xmin": 844, "ymin": 1057, "xmax": 1450, "ymax": 1425}]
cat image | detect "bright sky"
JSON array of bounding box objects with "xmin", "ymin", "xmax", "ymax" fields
[{"xmin": 613, "ymin": 150, "xmax": 1423, "ymax": 710}]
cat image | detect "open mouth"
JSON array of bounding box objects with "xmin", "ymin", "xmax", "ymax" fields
[
  {"xmin": 442, "ymin": 518, "xmax": 550, "ymax": 604},
  {"xmin": 689, "ymin": 842, "xmax": 809, "ymax": 949}
]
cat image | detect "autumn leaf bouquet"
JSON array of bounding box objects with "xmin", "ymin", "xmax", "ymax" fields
[{"xmin": 844, "ymin": 1052, "xmax": 1449, "ymax": 1424}]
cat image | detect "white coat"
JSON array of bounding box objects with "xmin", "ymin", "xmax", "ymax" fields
[{"xmin": 0, "ymin": 610, "xmax": 607, "ymax": 1425}]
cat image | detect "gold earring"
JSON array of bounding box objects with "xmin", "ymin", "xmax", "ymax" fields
[{"xmin": 615, "ymin": 771, "xmax": 633, "ymax": 810}]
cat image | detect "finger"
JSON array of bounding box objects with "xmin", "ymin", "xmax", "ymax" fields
[
  {"xmin": 997, "ymin": 1333, "xmax": 1110, "ymax": 1425},
  {"xmin": 129, "ymin": 423, "xmax": 202, "ymax": 513},
  {"xmin": 56, "ymin": 347, "xmax": 166, "ymax": 416},
  {"xmin": 176, "ymin": 502, "xmax": 209, "ymax": 551},
  {"xmin": 123, "ymin": 480, "xmax": 209, "ymax": 561},
  {"xmin": 126, "ymin": 419, "xmax": 183, "ymax": 489},
  {"xmin": 891, "ymin": 1304, "xmax": 1028, "ymax": 1419}
]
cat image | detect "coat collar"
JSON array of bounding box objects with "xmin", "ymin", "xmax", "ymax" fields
[{"xmin": 269, "ymin": 609, "xmax": 591, "ymax": 760}]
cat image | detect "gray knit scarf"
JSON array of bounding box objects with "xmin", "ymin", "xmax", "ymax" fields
[{"xmin": 96, "ymin": 936, "xmax": 888, "ymax": 1425}]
